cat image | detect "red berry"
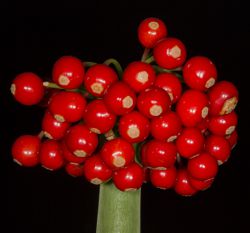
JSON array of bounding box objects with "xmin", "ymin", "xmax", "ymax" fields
[
  {"xmin": 11, "ymin": 135, "xmax": 40, "ymax": 167},
  {"xmin": 153, "ymin": 38, "xmax": 187, "ymax": 69},
  {"xmin": 65, "ymin": 163, "xmax": 84, "ymax": 177},
  {"xmin": 61, "ymin": 141, "xmax": 86, "ymax": 164},
  {"xmin": 188, "ymin": 176, "xmax": 214, "ymax": 191},
  {"xmin": 83, "ymin": 99, "xmax": 116, "ymax": 134},
  {"xmin": 40, "ymin": 140, "xmax": 64, "ymax": 171},
  {"xmin": 113, "ymin": 163, "xmax": 144, "ymax": 191},
  {"xmin": 100, "ymin": 138, "xmax": 134, "ymax": 170},
  {"xmin": 183, "ymin": 56, "xmax": 217, "ymax": 91},
  {"xmin": 187, "ymin": 152, "xmax": 218, "ymax": 180},
  {"xmin": 104, "ymin": 81, "xmax": 136, "ymax": 115},
  {"xmin": 137, "ymin": 87, "xmax": 171, "ymax": 118},
  {"xmin": 225, "ymin": 130, "xmax": 238, "ymax": 149},
  {"xmin": 123, "ymin": 61, "xmax": 156, "ymax": 92},
  {"xmin": 11, "ymin": 72, "xmax": 44, "ymax": 105},
  {"xmin": 151, "ymin": 111, "xmax": 182, "ymax": 142},
  {"xmin": 196, "ymin": 117, "xmax": 210, "ymax": 134},
  {"xmin": 84, "ymin": 64, "xmax": 118, "ymax": 97},
  {"xmin": 65, "ymin": 124, "xmax": 98, "ymax": 158},
  {"xmin": 176, "ymin": 89, "xmax": 209, "ymax": 127},
  {"xmin": 83, "ymin": 155, "xmax": 112, "ymax": 185},
  {"xmin": 176, "ymin": 127, "xmax": 205, "ymax": 159},
  {"xmin": 154, "ymin": 73, "xmax": 182, "ymax": 103},
  {"xmin": 208, "ymin": 81, "xmax": 239, "ymax": 116},
  {"xmin": 49, "ymin": 91, "xmax": 86, "ymax": 123},
  {"xmin": 52, "ymin": 56, "xmax": 85, "ymax": 89},
  {"xmin": 140, "ymin": 143, "xmax": 149, "ymax": 167},
  {"xmin": 208, "ymin": 111, "xmax": 238, "ymax": 136},
  {"xmin": 118, "ymin": 111, "xmax": 150, "ymax": 143},
  {"xmin": 150, "ymin": 166, "xmax": 177, "ymax": 189},
  {"xmin": 138, "ymin": 17, "xmax": 167, "ymax": 48}
]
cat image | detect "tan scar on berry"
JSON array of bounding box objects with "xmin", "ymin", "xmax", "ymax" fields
[
  {"xmin": 113, "ymin": 156, "xmax": 126, "ymax": 168},
  {"xmin": 91, "ymin": 178, "xmax": 103, "ymax": 185},
  {"xmin": 205, "ymin": 78, "xmax": 215, "ymax": 88},
  {"xmin": 136, "ymin": 71, "xmax": 149, "ymax": 84},
  {"xmin": 150, "ymin": 105, "xmax": 162, "ymax": 116},
  {"xmin": 169, "ymin": 45, "xmax": 181, "ymax": 58},
  {"xmin": 10, "ymin": 84, "xmax": 16, "ymax": 95},
  {"xmin": 167, "ymin": 135, "xmax": 177, "ymax": 142},
  {"xmin": 148, "ymin": 21, "xmax": 159, "ymax": 30},
  {"xmin": 58, "ymin": 75, "xmax": 70, "ymax": 86},
  {"xmin": 226, "ymin": 126, "xmax": 235, "ymax": 135},
  {"xmin": 43, "ymin": 131, "xmax": 53, "ymax": 139},
  {"xmin": 54, "ymin": 114, "xmax": 65, "ymax": 122},
  {"xmin": 90, "ymin": 128, "xmax": 101, "ymax": 134},
  {"xmin": 122, "ymin": 96, "xmax": 133, "ymax": 109},
  {"xmin": 74, "ymin": 150, "xmax": 87, "ymax": 157},
  {"xmin": 127, "ymin": 127, "xmax": 140, "ymax": 139},
  {"xmin": 220, "ymin": 97, "xmax": 237, "ymax": 115},
  {"xmin": 201, "ymin": 107, "xmax": 209, "ymax": 118},
  {"xmin": 91, "ymin": 83, "xmax": 104, "ymax": 94}
]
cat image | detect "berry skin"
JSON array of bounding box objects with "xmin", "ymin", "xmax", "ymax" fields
[
  {"xmin": 153, "ymin": 37, "xmax": 187, "ymax": 69},
  {"xmin": 40, "ymin": 140, "xmax": 64, "ymax": 171},
  {"xmin": 11, "ymin": 72, "xmax": 44, "ymax": 105},
  {"xmin": 65, "ymin": 163, "xmax": 84, "ymax": 177},
  {"xmin": 176, "ymin": 89, "xmax": 209, "ymax": 127},
  {"xmin": 188, "ymin": 176, "xmax": 214, "ymax": 191},
  {"xmin": 176, "ymin": 127, "xmax": 205, "ymax": 159},
  {"xmin": 137, "ymin": 87, "xmax": 171, "ymax": 118},
  {"xmin": 84, "ymin": 64, "xmax": 118, "ymax": 97},
  {"xmin": 65, "ymin": 124, "xmax": 98, "ymax": 158},
  {"xmin": 151, "ymin": 111, "xmax": 182, "ymax": 142},
  {"xmin": 225, "ymin": 130, "xmax": 238, "ymax": 149},
  {"xmin": 11, "ymin": 135, "xmax": 40, "ymax": 167},
  {"xmin": 150, "ymin": 166, "xmax": 177, "ymax": 189},
  {"xmin": 100, "ymin": 138, "xmax": 135, "ymax": 170},
  {"xmin": 118, "ymin": 111, "xmax": 150, "ymax": 143},
  {"xmin": 104, "ymin": 82, "xmax": 136, "ymax": 115},
  {"xmin": 187, "ymin": 152, "xmax": 218, "ymax": 180},
  {"xmin": 208, "ymin": 81, "xmax": 239, "ymax": 116},
  {"xmin": 208, "ymin": 111, "xmax": 238, "ymax": 136},
  {"xmin": 42, "ymin": 111, "xmax": 70, "ymax": 140},
  {"xmin": 83, "ymin": 155, "xmax": 112, "ymax": 185},
  {"xmin": 123, "ymin": 61, "xmax": 156, "ymax": 92},
  {"xmin": 196, "ymin": 117, "xmax": 210, "ymax": 134},
  {"xmin": 113, "ymin": 163, "xmax": 144, "ymax": 191},
  {"xmin": 61, "ymin": 141, "xmax": 86, "ymax": 164},
  {"xmin": 83, "ymin": 99, "xmax": 116, "ymax": 134},
  {"xmin": 183, "ymin": 56, "xmax": 217, "ymax": 91},
  {"xmin": 52, "ymin": 56, "xmax": 85, "ymax": 89},
  {"xmin": 154, "ymin": 73, "xmax": 182, "ymax": 103},
  {"xmin": 48, "ymin": 91, "xmax": 86, "ymax": 123}
]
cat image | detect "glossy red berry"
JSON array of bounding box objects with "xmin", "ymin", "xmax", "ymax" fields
[
  {"xmin": 11, "ymin": 72, "xmax": 44, "ymax": 105},
  {"xmin": 151, "ymin": 111, "xmax": 182, "ymax": 142},
  {"xmin": 196, "ymin": 117, "xmax": 210, "ymax": 134},
  {"xmin": 84, "ymin": 64, "xmax": 118, "ymax": 97},
  {"xmin": 208, "ymin": 81, "xmax": 239, "ymax": 116},
  {"xmin": 104, "ymin": 81, "xmax": 136, "ymax": 115},
  {"xmin": 83, "ymin": 99, "xmax": 116, "ymax": 134},
  {"xmin": 100, "ymin": 138, "xmax": 134, "ymax": 170},
  {"xmin": 187, "ymin": 152, "xmax": 218, "ymax": 180},
  {"xmin": 153, "ymin": 37, "xmax": 187, "ymax": 69},
  {"xmin": 123, "ymin": 61, "xmax": 156, "ymax": 92},
  {"xmin": 113, "ymin": 163, "xmax": 144, "ymax": 191},
  {"xmin": 83, "ymin": 155, "xmax": 112, "ymax": 185},
  {"xmin": 176, "ymin": 89, "xmax": 209, "ymax": 127},
  {"xmin": 176, "ymin": 127, "xmax": 205, "ymax": 159},
  {"xmin": 11, "ymin": 135, "xmax": 40, "ymax": 167},
  {"xmin": 225, "ymin": 130, "xmax": 238, "ymax": 149},
  {"xmin": 138, "ymin": 17, "xmax": 167, "ymax": 48},
  {"xmin": 150, "ymin": 166, "xmax": 177, "ymax": 189},
  {"xmin": 183, "ymin": 56, "xmax": 217, "ymax": 91},
  {"xmin": 65, "ymin": 124, "xmax": 98, "ymax": 158},
  {"xmin": 154, "ymin": 73, "xmax": 182, "ymax": 103},
  {"xmin": 118, "ymin": 111, "xmax": 150, "ymax": 143},
  {"xmin": 61, "ymin": 141, "xmax": 86, "ymax": 164},
  {"xmin": 137, "ymin": 87, "xmax": 171, "ymax": 118},
  {"xmin": 65, "ymin": 163, "xmax": 84, "ymax": 177},
  {"xmin": 188, "ymin": 176, "xmax": 214, "ymax": 191},
  {"xmin": 52, "ymin": 56, "xmax": 85, "ymax": 89},
  {"xmin": 40, "ymin": 140, "xmax": 64, "ymax": 171},
  {"xmin": 48, "ymin": 91, "xmax": 86, "ymax": 123}
]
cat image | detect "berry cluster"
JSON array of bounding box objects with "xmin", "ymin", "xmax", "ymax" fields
[{"xmin": 11, "ymin": 17, "xmax": 239, "ymax": 196}]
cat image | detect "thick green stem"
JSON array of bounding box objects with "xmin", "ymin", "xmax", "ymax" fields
[
  {"xmin": 141, "ymin": 48, "xmax": 151, "ymax": 62},
  {"xmin": 96, "ymin": 182, "xmax": 141, "ymax": 233},
  {"xmin": 104, "ymin": 58, "xmax": 123, "ymax": 78}
]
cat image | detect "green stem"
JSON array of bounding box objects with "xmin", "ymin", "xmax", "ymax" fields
[
  {"xmin": 96, "ymin": 181, "xmax": 141, "ymax": 233},
  {"xmin": 141, "ymin": 48, "xmax": 151, "ymax": 62},
  {"xmin": 83, "ymin": 61, "xmax": 97, "ymax": 68},
  {"xmin": 104, "ymin": 58, "xmax": 123, "ymax": 78},
  {"xmin": 144, "ymin": 56, "xmax": 155, "ymax": 64},
  {"xmin": 43, "ymin": 82, "xmax": 63, "ymax": 89},
  {"xmin": 152, "ymin": 65, "xmax": 183, "ymax": 81}
]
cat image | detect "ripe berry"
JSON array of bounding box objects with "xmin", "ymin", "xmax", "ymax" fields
[
  {"xmin": 225, "ymin": 130, "xmax": 238, "ymax": 149},
  {"xmin": 208, "ymin": 81, "xmax": 239, "ymax": 116},
  {"xmin": 183, "ymin": 56, "xmax": 217, "ymax": 91},
  {"xmin": 118, "ymin": 111, "xmax": 150, "ymax": 143},
  {"xmin": 154, "ymin": 73, "xmax": 182, "ymax": 103},
  {"xmin": 83, "ymin": 99, "xmax": 116, "ymax": 134},
  {"xmin": 138, "ymin": 17, "xmax": 167, "ymax": 48},
  {"xmin": 137, "ymin": 87, "xmax": 171, "ymax": 118},
  {"xmin": 83, "ymin": 155, "xmax": 112, "ymax": 185},
  {"xmin": 11, "ymin": 135, "xmax": 40, "ymax": 167},
  {"xmin": 196, "ymin": 117, "xmax": 210, "ymax": 134},
  {"xmin": 11, "ymin": 72, "xmax": 44, "ymax": 105},
  {"xmin": 113, "ymin": 163, "xmax": 144, "ymax": 191},
  {"xmin": 61, "ymin": 141, "xmax": 86, "ymax": 164},
  {"xmin": 176, "ymin": 127, "xmax": 205, "ymax": 159},
  {"xmin": 176, "ymin": 89, "xmax": 209, "ymax": 127},
  {"xmin": 100, "ymin": 138, "xmax": 134, "ymax": 170},
  {"xmin": 123, "ymin": 61, "xmax": 156, "ymax": 92},
  {"xmin": 188, "ymin": 176, "xmax": 214, "ymax": 191},
  {"xmin": 153, "ymin": 37, "xmax": 187, "ymax": 69},
  {"xmin": 84, "ymin": 64, "xmax": 118, "ymax": 97},
  {"xmin": 48, "ymin": 91, "xmax": 86, "ymax": 123},
  {"xmin": 104, "ymin": 81, "xmax": 136, "ymax": 115},
  {"xmin": 65, "ymin": 163, "xmax": 84, "ymax": 177},
  {"xmin": 52, "ymin": 56, "xmax": 85, "ymax": 89}
]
